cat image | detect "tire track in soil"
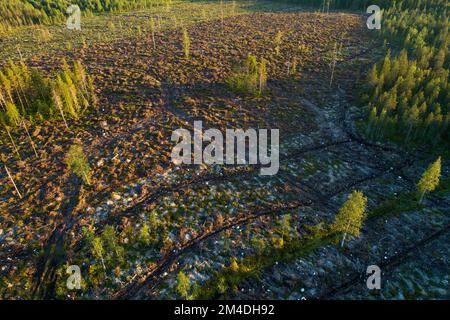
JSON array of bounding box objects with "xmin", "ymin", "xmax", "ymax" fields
[
  {"xmin": 31, "ymin": 174, "xmax": 83, "ymax": 299},
  {"xmin": 114, "ymin": 152, "xmax": 420, "ymax": 300}
]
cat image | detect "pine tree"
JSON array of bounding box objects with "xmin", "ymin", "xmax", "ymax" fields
[
  {"xmin": 367, "ymin": 65, "xmax": 379, "ymax": 90},
  {"xmin": 102, "ymin": 225, "xmax": 124, "ymax": 264},
  {"xmin": 176, "ymin": 271, "xmax": 190, "ymax": 299},
  {"xmin": 149, "ymin": 17, "xmax": 156, "ymax": 50},
  {"xmin": 258, "ymin": 58, "xmax": 267, "ymax": 95},
  {"xmin": 182, "ymin": 28, "xmax": 190, "ymax": 59},
  {"xmin": 229, "ymin": 258, "xmax": 239, "ymax": 272},
  {"xmin": 332, "ymin": 190, "xmax": 368, "ymax": 247},
  {"xmin": 91, "ymin": 236, "xmax": 106, "ymax": 271},
  {"xmin": 139, "ymin": 223, "xmax": 151, "ymax": 246},
  {"xmin": 417, "ymin": 157, "xmax": 441, "ymax": 203},
  {"xmin": 66, "ymin": 144, "xmax": 91, "ymax": 185},
  {"xmin": 274, "ymin": 31, "xmax": 283, "ymax": 56},
  {"xmin": 5, "ymin": 101, "xmax": 20, "ymax": 126},
  {"xmin": 52, "ymin": 88, "xmax": 67, "ymax": 128}
]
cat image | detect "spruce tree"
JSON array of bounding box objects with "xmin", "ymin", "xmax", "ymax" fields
[
  {"xmin": 66, "ymin": 144, "xmax": 91, "ymax": 185},
  {"xmin": 258, "ymin": 58, "xmax": 267, "ymax": 94},
  {"xmin": 182, "ymin": 28, "xmax": 190, "ymax": 59},
  {"xmin": 176, "ymin": 271, "xmax": 190, "ymax": 299},
  {"xmin": 417, "ymin": 157, "xmax": 441, "ymax": 203},
  {"xmin": 332, "ymin": 190, "xmax": 368, "ymax": 247}
]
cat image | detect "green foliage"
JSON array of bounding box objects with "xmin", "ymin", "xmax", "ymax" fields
[
  {"xmin": 102, "ymin": 225, "xmax": 125, "ymax": 264},
  {"xmin": 139, "ymin": 223, "xmax": 152, "ymax": 246},
  {"xmin": 362, "ymin": 0, "xmax": 449, "ymax": 149},
  {"xmin": 274, "ymin": 31, "xmax": 283, "ymax": 55},
  {"xmin": 0, "ymin": 0, "xmax": 170, "ymax": 28},
  {"xmin": 5, "ymin": 102, "xmax": 21, "ymax": 126},
  {"xmin": 176, "ymin": 271, "xmax": 190, "ymax": 299},
  {"xmin": 66, "ymin": 144, "xmax": 91, "ymax": 184},
  {"xmin": 417, "ymin": 157, "xmax": 442, "ymax": 202},
  {"xmin": 278, "ymin": 214, "xmax": 292, "ymax": 240},
  {"xmin": 90, "ymin": 236, "xmax": 105, "ymax": 267},
  {"xmin": 84, "ymin": 224, "xmax": 126, "ymax": 274},
  {"xmin": 193, "ymin": 225, "xmax": 337, "ymax": 299},
  {"xmin": 182, "ymin": 27, "xmax": 191, "ymax": 59},
  {"xmin": 229, "ymin": 258, "xmax": 239, "ymax": 272},
  {"xmin": 227, "ymin": 54, "xmax": 268, "ymax": 96},
  {"xmin": 332, "ymin": 190, "xmax": 367, "ymax": 246},
  {"xmin": 0, "ymin": 60, "xmax": 95, "ymax": 129},
  {"xmin": 368, "ymin": 192, "xmax": 424, "ymax": 218}
]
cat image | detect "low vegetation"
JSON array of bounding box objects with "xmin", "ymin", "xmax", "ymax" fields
[{"xmin": 227, "ymin": 54, "xmax": 267, "ymax": 96}]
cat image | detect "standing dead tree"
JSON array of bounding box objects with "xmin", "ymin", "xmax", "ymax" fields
[{"xmin": 4, "ymin": 164, "xmax": 22, "ymax": 198}]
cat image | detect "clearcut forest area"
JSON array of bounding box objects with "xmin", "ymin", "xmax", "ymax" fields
[{"xmin": 0, "ymin": 0, "xmax": 449, "ymax": 300}]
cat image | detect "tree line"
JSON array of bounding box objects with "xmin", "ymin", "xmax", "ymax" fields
[
  {"xmin": 0, "ymin": 0, "xmax": 172, "ymax": 28},
  {"xmin": 362, "ymin": 0, "xmax": 449, "ymax": 148}
]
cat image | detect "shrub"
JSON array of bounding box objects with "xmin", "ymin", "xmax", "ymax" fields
[{"xmin": 227, "ymin": 55, "xmax": 268, "ymax": 96}]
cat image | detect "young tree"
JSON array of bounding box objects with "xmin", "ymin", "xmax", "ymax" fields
[
  {"xmin": 367, "ymin": 65, "xmax": 379, "ymax": 90},
  {"xmin": 417, "ymin": 157, "xmax": 441, "ymax": 203},
  {"xmin": 258, "ymin": 58, "xmax": 267, "ymax": 94},
  {"xmin": 5, "ymin": 101, "xmax": 20, "ymax": 126},
  {"xmin": 332, "ymin": 190, "xmax": 368, "ymax": 247},
  {"xmin": 182, "ymin": 28, "xmax": 190, "ymax": 59},
  {"xmin": 52, "ymin": 88, "xmax": 69, "ymax": 129},
  {"xmin": 279, "ymin": 214, "xmax": 291, "ymax": 241},
  {"xmin": 149, "ymin": 17, "xmax": 156, "ymax": 50},
  {"xmin": 91, "ymin": 236, "xmax": 106, "ymax": 271},
  {"xmin": 102, "ymin": 225, "xmax": 124, "ymax": 264},
  {"xmin": 229, "ymin": 258, "xmax": 239, "ymax": 272},
  {"xmin": 66, "ymin": 144, "xmax": 91, "ymax": 184},
  {"xmin": 139, "ymin": 223, "xmax": 151, "ymax": 246},
  {"xmin": 3, "ymin": 163, "xmax": 22, "ymax": 198},
  {"xmin": 328, "ymin": 41, "xmax": 338, "ymax": 87},
  {"xmin": 176, "ymin": 271, "xmax": 190, "ymax": 299},
  {"xmin": 274, "ymin": 31, "xmax": 283, "ymax": 56}
]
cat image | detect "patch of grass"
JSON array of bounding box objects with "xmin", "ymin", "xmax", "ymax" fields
[{"xmin": 368, "ymin": 192, "xmax": 424, "ymax": 219}]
